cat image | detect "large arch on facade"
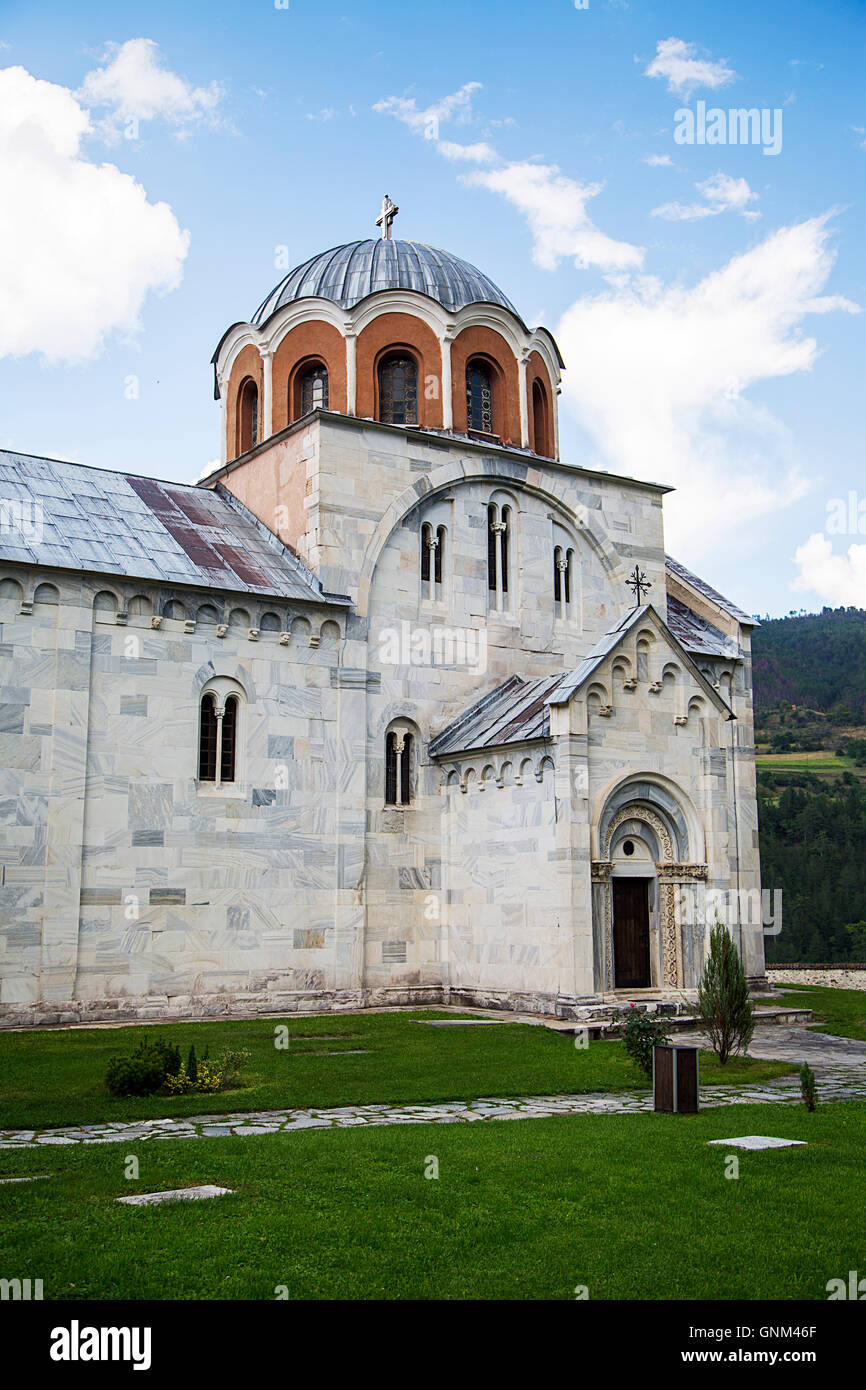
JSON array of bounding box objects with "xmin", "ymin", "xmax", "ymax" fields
[{"xmin": 355, "ymin": 458, "xmax": 627, "ymax": 618}]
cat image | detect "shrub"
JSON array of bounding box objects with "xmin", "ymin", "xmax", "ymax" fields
[
  {"xmin": 698, "ymin": 920, "xmax": 754, "ymax": 1064},
  {"xmin": 800, "ymin": 1062, "xmax": 818, "ymax": 1111},
  {"xmin": 217, "ymin": 1048, "xmax": 251, "ymax": 1089},
  {"xmin": 187, "ymin": 1045, "xmax": 198, "ymax": 1087},
  {"xmin": 136, "ymin": 1037, "xmax": 181, "ymax": 1079},
  {"xmin": 622, "ymin": 1006, "xmax": 672, "ymax": 1079},
  {"xmin": 105, "ymin": 1054, "xmax": 164, "ymax": 1097},
  {"xmin": 163, "ymin": 1060, "xmax": 224, "ymax": 1094}
]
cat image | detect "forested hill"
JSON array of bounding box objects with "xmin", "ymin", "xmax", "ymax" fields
[
  {"xmin": 750, "ymin": 605, "xmax": 866, "ymax": 963},
  {"xmin": 752, "ymin": 607, "xmax": 866, "ymax": 718}
]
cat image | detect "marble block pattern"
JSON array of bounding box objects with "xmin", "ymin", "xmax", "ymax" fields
[{"xmin": 0, "ymin": 416, "xmax": 764, "ymax": 1024}]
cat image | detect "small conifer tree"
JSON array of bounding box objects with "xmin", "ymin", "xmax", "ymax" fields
[
  {"xmin": 800, "ymin": 1062, "xmax": 817, "ymax": 1111},
  {"xmin": 697, "ymin": 919, "xmax": 754, "ymax": 1064},
  {"xmin": 187, "ymin": 1044, "xmax": 198, "ymax": 1086}
]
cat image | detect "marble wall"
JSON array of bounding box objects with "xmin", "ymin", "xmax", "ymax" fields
[{"xmin": 0, "ymin": 416, "xmax": 764, "ymax": 1024}]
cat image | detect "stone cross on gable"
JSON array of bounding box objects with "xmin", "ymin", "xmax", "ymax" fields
[{"xmin": 376, "ymin": 194, "xmax": 398, "ymax": 240}]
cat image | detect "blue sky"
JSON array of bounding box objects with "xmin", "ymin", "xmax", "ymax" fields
[{"xmin": 1, "ymin": 0, "xmax": 864, "ymax": 617}]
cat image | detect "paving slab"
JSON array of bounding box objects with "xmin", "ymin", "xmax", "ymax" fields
[
  {"xmin": 117, "ymin": 1184, "xmax": 233, "ymax": 1206},
  {"xmin": 707, "ymin": 1136, "xmax": 807, "ymax": 1151}
]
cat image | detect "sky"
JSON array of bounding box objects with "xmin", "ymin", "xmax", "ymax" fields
[{"xmin": 0, "ymin": 0, "xmax": 864, "ymax": 619}]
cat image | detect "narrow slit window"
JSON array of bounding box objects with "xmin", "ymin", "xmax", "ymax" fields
[
  {"xmin": 199, "ymin": 694, "xmax": 218, "ymax": 782},
  {"xmin": 421, "ymin": 523, "xmax": 432, "ymax": 583},
  {"xmin": 385, "ymin": 732, "xmax": 398, "ymax": 806},
  {"xmin": 487, "ymin": 505, "xmax": 498, "ymax": 591},
  {"xmin": 220, "ymin": 696, "xmax": 238, "ymax": 784},
  {"xmin": 238, "ymin": 379, "xmax": 259, "ymax": 454},
  {"xmin": 500, "ymin": 507, "xmax": 510, "ymax": 595},
  {"xmin": 400, "ymin": 734, "xmax": 413, "ymax": 806},
  {"xmin": 435, "ymin": 526, "xmax": 445, "ymax": 586}
]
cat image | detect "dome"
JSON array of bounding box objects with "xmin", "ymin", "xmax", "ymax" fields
[{"xmin": 251, "ymin": 238, "xmax": 520, "ymax": 326}]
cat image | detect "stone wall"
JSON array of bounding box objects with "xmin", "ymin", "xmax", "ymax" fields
[{"xmin": 767, "ymin": 967, "xmax": 866, "ymax": 992}]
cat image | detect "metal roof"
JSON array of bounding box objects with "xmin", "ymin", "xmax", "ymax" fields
[
  {"xmin": 0, "ymin": 449, "xmax": 344, "ymax": 604},
  {"xmin": 251, "ymin": 239, "xmax": 521, "ymax": 325},
  {"xmin": 665, "ymin": 594, "xmax": 734, "ymax": 660},
  {"xmin": 430, "ymin": 604, "xmax": 735, "ymax": 758},
  {"xmin": 665, "ymin": 555, "xmax": 755, "ymax": 627}
]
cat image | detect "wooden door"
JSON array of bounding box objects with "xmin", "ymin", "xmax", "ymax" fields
[{"xmin": 612, "ymin": 878, "xmax": 651, "ymax": 988}]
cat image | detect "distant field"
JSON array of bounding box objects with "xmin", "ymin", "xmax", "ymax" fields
[{"xmin": 755, "ymin": 751, "xmax": 866, "ymax": 779}]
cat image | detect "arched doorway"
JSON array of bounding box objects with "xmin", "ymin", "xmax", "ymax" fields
[
  {"xmin": 610, "ymin": 829, "xmax": 656, "ymax": 988},
  {"xmin": 591, "ymin": 780, "xmax": 708, "ymax": 993}
]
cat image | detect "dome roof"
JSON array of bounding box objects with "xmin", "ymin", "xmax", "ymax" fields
[{"xmin": 251, "ymin": 238, "xmax": 520, "ymax": 326}]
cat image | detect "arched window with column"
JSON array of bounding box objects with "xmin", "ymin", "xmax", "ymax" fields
[
  {"xmin": 378, "ymin": 354, "xmax": 418, "ymax": 425},
  {"xmin": 237, "ymin": 378, "xmax": 258, "ymax": 454},
  {"xmin": 553, "ymin": 545, "xmax": 574, "ymax": 618},
  {"xmin": 420, "ymin": 501, "xmax": 450, "ymax": 602},
  {"xmin": 385, "ymin": 727, "xmax": 414, "ymax": 806},
  {"xmin": 553, "ymin": 525, "xmax": 577, "ymax": 622},
  {"xmin": 487, "ymin": 498, "xmax": 513, "ymax": 610},
  {"xmin": 466, "ymin": 359, "xmax": 494, "ymax": 435},
  {"xmin": 198, "ymin": 678, "xmax": 245, "ymax": 787}
]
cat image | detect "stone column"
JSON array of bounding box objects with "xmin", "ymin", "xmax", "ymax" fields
[
  {"xmin": 262, "ymin": 349, "xmax": 274, "ymax": 439},
  {"xmin": 590, "ymin": 861, "xmax": 613, "ymax": 992},
  {"xmin": 518, "ymin": 350, "xmax": 530, "ymax": 448},
  {"xmin": 345, "ymin": 332, "xmax": 357, "ymax": 416},
  {"xmin": 655, "ymin": 863, "xmax": 708, "ymax": 988},
  {"xmin": 441, "ymin": 330, "xmax": 453, "ymax": 429}
]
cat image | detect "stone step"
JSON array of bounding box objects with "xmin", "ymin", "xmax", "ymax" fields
[{"xmin": 550, "ymin": 1005, "xmax": 814, "ymax": 1040}]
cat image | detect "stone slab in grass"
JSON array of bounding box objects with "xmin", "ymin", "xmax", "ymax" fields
[
  {"xmin": 117, "ymin": 1184, "xmax": 232, "ymax": 1207},
  {"xmin": 414, "ymin": 1019, "xmax": 512, "ymax": 1026},
  {"xmin": 0, "ymin": 1173, "xmax": 50, "ymax": 1184},
  {"xmin": 299, "ymin": 1049, "xmax": 371, "ymax": 1056},
  {"xmin": 707, "ymin": 1135, "xmax": 807, "ymax": 1150}
]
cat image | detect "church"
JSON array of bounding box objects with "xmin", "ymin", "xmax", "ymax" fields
[{"xmin": 0, "ymin": 199, "xmax": 765, "ymax": 1026}]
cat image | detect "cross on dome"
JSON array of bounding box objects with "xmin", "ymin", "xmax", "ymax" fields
[{"xmin": 376, "ymin": 194, "xmax": 398, "ymax": 240}]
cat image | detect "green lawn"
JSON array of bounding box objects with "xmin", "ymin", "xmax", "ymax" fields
[
  {"xmin": 0, "ymin": 1012, "xmax": 794, "ymax": 1131},
  {"xmin": 774, "ymin": 985, "xmax": 866, "ymax": 1041},
  {"xmin": 0, "ymin": 1102, "xmax": 860, "ymax": 1300}
]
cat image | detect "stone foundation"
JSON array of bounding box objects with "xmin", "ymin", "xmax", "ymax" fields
[
  {"xmin": 0, "ymin": 984, "xmax": 704, "ymax": 1029},
  {"xmin": 767, "ymin": 967, "xmax": 866, "ymax": 992}
]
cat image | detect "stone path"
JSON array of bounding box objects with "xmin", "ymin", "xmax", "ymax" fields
[
  {"xmin": 3, "ymin": 1023, "xmax": 863, "ymax": 1155},
  {"xmin": 675, "ymin": 1024, "xmax": 866, "ymax": 1070},
  {"xmin": 2, "ymin": 1067, "xmax": 866, "ymax": 1151}
]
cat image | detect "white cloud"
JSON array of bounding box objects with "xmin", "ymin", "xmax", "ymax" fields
[
  {"xmin": 653, "ymin": 171, "xmax": 760, "ymax": 222},
  {"xmin": 0, "ymin": 64, "xmax": 189, "ymax": 362},
  {"xmin": 438, "ymin": 139, "xmax": 497, "ymax": 162},
  {"xmin": 79, "ymin": 38, "xmax": 223, "ymax": 136},
  {"xmin": 374, "ymin": 85, "xmax": 640, "ymax": 271},
  {"xmin": 644, "ymin": 153, "xmax": 673, "ymax": 166},
  {"xmin": 555, "ymin": 216, "xmax": 858, "ymax": 555},
  {"xmin": 373, "ymin": 82, "xmax": 481, "ymax": 140},
  {"xmin": 792, "ymin": 533, "xmax": 866, "ymax": 605},
  {"xmin": 651, "ymin": 200, "xmax": 717, "ymax": 222},
  {"xmin": 464, "ymin": 161, "xmax": 644, "ymax": 272},
  {"xmin": 644, "ymin": 37, "xmax": 737, "ymax": 97},
  {"xmin": 306, "ymin": 107, "xmax": 337, "ymax": 122}
]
